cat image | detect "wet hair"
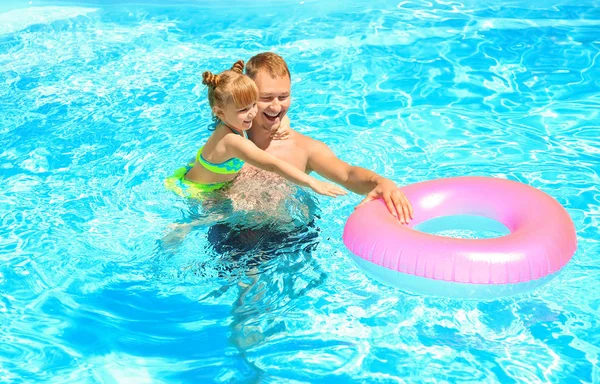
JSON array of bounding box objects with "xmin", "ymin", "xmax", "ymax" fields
[
  {"xmin": 202, "ymin": 60, "xmax": 258, "ymax": 110},
  {"xmin": 245, "ymin": 52, "xmax": 291, "ymax": 80}
]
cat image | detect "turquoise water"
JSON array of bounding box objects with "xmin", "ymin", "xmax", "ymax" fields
[{"xmin": 1, "ymin": 0, "xmax": 599, "ymax": 382}]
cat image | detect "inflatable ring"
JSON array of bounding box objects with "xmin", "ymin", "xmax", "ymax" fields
[{"xmin": 343, "ymin": 177, "xmax": 577, "ymax": 299}]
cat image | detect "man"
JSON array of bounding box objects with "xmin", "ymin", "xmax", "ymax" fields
[
  {"xmin": 209, "ymin": 53, "xmax": 415, "ymax": 365},
  {"xmin": 242, "ymin": 52, "xmax": 413, "ymax": 224}
]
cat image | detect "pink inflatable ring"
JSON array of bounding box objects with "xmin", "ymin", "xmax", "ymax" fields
[{"xmin": 343, "ymin": 176, "xmax": 577, "ymax": 299}]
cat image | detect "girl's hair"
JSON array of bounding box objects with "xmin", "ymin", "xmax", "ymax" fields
[{"xmin": 202, "ymin": 60, "xmax": 258, "ymax": 111}]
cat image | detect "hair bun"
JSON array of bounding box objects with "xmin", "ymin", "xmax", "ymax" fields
[
  {"xmin": 231, "ymin": 60, "xmax": 245, "ymax": 74},
  {"xmin": 202, "ymin": 71, "xmax": 219, "ymax": 87}
]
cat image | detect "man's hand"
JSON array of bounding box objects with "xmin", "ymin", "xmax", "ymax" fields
[{"xmin": 356, "ymin": 178, "xmax": 414, "ymax": 224}]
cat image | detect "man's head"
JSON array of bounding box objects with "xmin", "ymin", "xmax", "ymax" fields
[{"xmin": 246, "ymin": 52, "xmax": 291, "ymax": 133}]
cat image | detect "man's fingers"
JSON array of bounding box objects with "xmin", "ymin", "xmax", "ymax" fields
[
  {"xmin": 407, "ymin": 198, "xmax": 414, "ymax": 219},
  {"xmin": 392, "ymin": 192, "xmax": 414, "ymax": 224},
  {"xmin": 399, "ymin": 194, "xmax": 413, "ymax": 220},
  {"xmin": 383, "ymin": 194, "xmax": 399, "ymax": 219},
  {"xmin": 356, "ymin": 192, "xmax": 376, "ymax": 209},
  {"xmin": 393, "ymin": 201, "xmax": 406, "ymax": 223},
  {"xmin": 356, "ymin": 190, "xmax": 411, "ymax": 224},
  {"xmin": 391, "ymin": 193, "xmax": 410, "ymax": 224},
  {"xmin": 356, "ymin": 196, "xmax": 372, "ymax": 207},
  {"xmin": 402, "ymin": 202, "xmax": 411, "ymax": 224}
]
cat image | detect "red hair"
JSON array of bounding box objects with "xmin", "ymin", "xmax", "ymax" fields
[
  {"xmin": 246, "ymin": 52, "xmax": 291, "ymax": 80},
  {"xmin": 202, "ymin": 60, "xmax": 258, "ymax": 109}
]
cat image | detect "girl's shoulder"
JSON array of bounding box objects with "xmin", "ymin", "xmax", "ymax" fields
[{"xmin": 218, "ymin": 127, "xmax": 246, "ymax": 147}]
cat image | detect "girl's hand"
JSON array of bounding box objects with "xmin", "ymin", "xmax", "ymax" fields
[
  {"xmin": 269, "ymin": 125, "xmax": 290, "ymax": 140},
  {"xmin": 308, "ymin": 179, "xmax": 348, "ymax": 197}
]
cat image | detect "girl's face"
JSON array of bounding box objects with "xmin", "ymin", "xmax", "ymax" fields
[{"xmin": 214, "ymin": 101, "xmax": 258, "ymax": 131}]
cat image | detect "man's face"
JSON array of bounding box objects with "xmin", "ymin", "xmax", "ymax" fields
[{"xmin": 252, "ymin": 70, "xmax": 291, "ymax": 132}]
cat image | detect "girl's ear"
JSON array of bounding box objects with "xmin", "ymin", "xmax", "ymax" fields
[{"xmin": 212, "ymin": 105, "xmax": 224, "ymax": 121}]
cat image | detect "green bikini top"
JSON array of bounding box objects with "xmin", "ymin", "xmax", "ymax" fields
[{"xmin": 197, "ymin": 126, "xmax": 247, "ymax": 175}]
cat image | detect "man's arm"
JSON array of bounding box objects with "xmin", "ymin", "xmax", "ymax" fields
[{"xmin": 306, "ymin": 139, "xmax": 413, "ymax": 224}]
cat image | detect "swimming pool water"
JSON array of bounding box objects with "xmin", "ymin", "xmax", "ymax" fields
[{"xmin": 1, "ymin": 0, "xmax": 599, "ymax": 382}]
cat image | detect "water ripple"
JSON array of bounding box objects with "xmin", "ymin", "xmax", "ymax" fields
[{"xmin": 1, "ymin": 1, "xmax": 600, "ymax": 382}]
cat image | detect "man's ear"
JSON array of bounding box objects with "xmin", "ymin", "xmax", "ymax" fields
[{"xmin": 213, "ymin": 106, "xmax": 224, "ymax": 120}]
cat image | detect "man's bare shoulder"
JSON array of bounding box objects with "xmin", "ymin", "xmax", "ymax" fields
[{"xmin": 286, "ymin": 124, "xmax": 324, "ymax": 150}]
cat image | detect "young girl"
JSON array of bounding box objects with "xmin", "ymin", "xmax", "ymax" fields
[{"xmin": 165, "ymin": 60, "xmax": 347, "ymax": 199}]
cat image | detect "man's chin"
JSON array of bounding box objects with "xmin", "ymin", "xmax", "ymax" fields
[{"xmin": 255, "ymin": 119, "xmax": 280, "ymax": 133}]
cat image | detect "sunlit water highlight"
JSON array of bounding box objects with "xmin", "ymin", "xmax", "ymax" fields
[{"xmin": 1, "ymin": 0, "xmax": 599, "ymax": 382}]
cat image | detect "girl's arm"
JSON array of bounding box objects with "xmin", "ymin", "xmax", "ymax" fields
[{"xmin": 226, "ymin": 136, "xmax": 347, "ymax": 197}]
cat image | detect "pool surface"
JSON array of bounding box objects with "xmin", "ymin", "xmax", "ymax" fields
[{"xmin": 1, "ymin": 0, "xmax": 599, "ymax": 382}]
